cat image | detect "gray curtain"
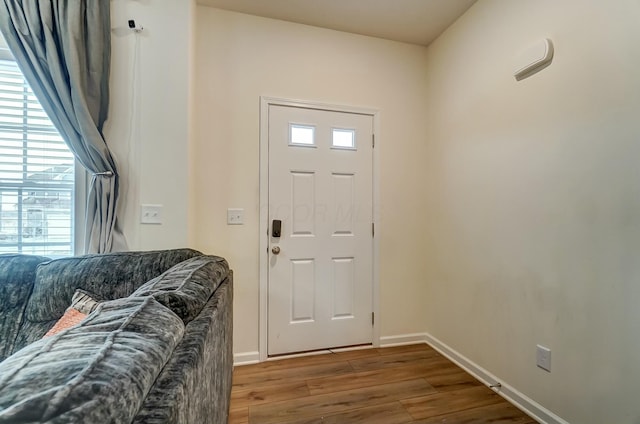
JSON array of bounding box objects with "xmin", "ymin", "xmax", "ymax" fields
[{"xmin": 0, "ymin": 0, "xmax": 127, "ymax": 253}]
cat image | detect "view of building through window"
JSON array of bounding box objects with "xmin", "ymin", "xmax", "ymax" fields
[{"xmin": 0, "ymin": 51, "xmax": 75, "ymax": 257}]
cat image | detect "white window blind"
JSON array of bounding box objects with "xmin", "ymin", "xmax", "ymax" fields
[{"xmin": 0, "ymin": 54, "xmax": 75, "ymax": 257}]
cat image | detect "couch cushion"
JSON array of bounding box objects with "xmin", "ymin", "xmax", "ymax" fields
[
  {"xmin": 0, "ymin": 296, "xmax": 184, "ymax": 424},
  {"xmin": 26, "ymin": 249, "xmax": 202, "ymax": 322},
  {"xmin": 0, "ymin": 254, "xmax": 49, "ymax": 362},
  {"xmin": 131, "ymin": 255, "xmax": 229, "ymax": 324},
  {"xmin": 12, "ymin": 249, "xmax": 200, "ymax": 354}
]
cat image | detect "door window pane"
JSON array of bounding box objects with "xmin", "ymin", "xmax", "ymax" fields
[
  {"xmin": 332, "ymin": 129, "xmax": 355, "ymax": 149},
  {"xmin": 290, "ymin": 124, "xmax": 315, "ymax": 146}
]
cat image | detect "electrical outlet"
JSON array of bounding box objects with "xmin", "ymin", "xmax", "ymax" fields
[
  {"xmin": 536, "ymin": 345, "xmax": 551, "ymax": 372},
  {"xmin": 140, "ymin": 204, "xmax": 163, "ymax": 225},
  {"xmin": 227, "ymin": 208, "xmax": 244, "ymax": 225}
]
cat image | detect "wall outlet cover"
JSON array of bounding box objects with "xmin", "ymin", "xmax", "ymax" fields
[{"xmin": 536, "ymin": 344, "xmax": 551, "ymax": 372}]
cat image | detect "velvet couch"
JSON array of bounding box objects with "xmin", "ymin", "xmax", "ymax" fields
[{"xmin": 0, "ymin": 248, "xmax": 233, "ymax": 423}]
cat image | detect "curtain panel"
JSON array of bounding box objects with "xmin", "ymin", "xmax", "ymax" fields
[{"xmin": 0, "ymin": 0, "xmax": 127, "ymax": 253}]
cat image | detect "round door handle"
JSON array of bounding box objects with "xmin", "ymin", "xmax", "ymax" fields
[{"xmin": 272, "ymin": 246, "xmax": 281, "ymax": 255}]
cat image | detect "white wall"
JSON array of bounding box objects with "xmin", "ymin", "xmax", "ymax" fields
[
  {"xmin": 105, "ymin": 0, "xmax": 194, "ymax": 250},
  {"xmin": 192, "ymin": 8, "xmax": 431, "ymax": 356},
  {"xmin": 423, "ymin": 1, "xmax": 640, "ymax": 423}
]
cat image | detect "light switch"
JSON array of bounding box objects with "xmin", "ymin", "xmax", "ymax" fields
[
  {"xmin": 227, "ymin": 208, "xmax": 244, "ymax": 225},
  {"xmin": 141, "ymin": 204, "xmax": 163, "ymax": 224}
]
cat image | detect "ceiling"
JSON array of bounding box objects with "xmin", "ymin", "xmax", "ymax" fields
[{"xmin": 196, "ymin": 0, "xmax": 477, "ymax": 46}]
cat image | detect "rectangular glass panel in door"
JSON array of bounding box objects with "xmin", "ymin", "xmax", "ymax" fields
[
  {"xmin": 332, "ymin": 128, "xmax": 355, "ymax": 149},
  {"xmin": 290, "ymin": 124, "xmax": 315, "ymax": 146}
]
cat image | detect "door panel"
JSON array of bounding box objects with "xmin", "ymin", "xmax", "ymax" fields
[{"xmin": 267, "ymin": 105, "xmax": 373, "ymax": 356}]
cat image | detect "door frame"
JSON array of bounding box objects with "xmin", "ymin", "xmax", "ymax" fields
[{"xmin": 259, "ymin": 96, "xmax": 380, "ymax": 361}]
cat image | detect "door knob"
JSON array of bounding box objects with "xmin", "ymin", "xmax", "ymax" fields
[{"xmin": 271, "ymin": 246, "xmax": 281, "ymax": 255}]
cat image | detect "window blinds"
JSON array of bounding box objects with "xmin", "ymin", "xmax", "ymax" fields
[{"xmin": 0, "ymin": 57, "xmax": 75, "ymax": 256}]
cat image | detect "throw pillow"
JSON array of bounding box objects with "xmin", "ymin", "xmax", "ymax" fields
[{"xmin": 43, "ymin": 289, "xmax": 101, "ymax": 337}]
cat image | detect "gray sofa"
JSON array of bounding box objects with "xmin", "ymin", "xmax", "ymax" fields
[{"xmin": 0, "ymin": 248, "xmax": 233, "ymax": 423}]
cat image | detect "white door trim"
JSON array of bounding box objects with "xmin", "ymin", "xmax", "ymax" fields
[{"xmin": 259, "ymin": 96, "xmax": 380, "ymax": 361}]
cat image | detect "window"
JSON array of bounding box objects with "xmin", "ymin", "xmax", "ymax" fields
[
  {"xmin": 0, "ymin": 48, "xmax": 76, "ymax": 256},
  {"xmin": 289, "ymin": 124, "xmax": 316, "ymax": 147},
  {"xmin": 332, "ymin": 128, "xmax": 356, "ymax": 149}
]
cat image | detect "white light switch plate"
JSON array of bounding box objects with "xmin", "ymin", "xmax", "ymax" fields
[
  {"xmin": 141, "ymin": 204, "xmax": 163, "ymax": 224},
  {"xmin": 227, "ymin": 208, "xmax": 244, "ymax": 225}
]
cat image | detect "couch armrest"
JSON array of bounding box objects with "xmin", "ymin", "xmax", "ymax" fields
[
  {"xmin": 0, "ymin": 254, "xmax": 49, "ymax": 361},
  {"xmin": 133, "ymin": 273, "xmax": 233, "ymax": 424}
]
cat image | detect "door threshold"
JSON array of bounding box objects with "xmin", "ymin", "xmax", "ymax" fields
[{"xmin": 267, "ymin": 343, "xmax": 373, "ymax": 361}]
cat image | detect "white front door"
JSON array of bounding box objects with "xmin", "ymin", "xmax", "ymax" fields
[{"xmin": 267, "ymin": 104, "xmax": 374, "ymax": 356}]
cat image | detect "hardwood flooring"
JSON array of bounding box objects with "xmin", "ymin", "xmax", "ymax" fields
[{"xmin": 229, "ymin": 344, "xmax": 537, "ymax": 424}]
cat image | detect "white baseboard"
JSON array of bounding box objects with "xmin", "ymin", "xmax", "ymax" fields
[
  {"xmin": 423, "ymin": 333, "xmax": 570, "ymax": 424},
  {"xmin": 233, "ymin": 351, "xmax": 260, "ymax": 366},
  {"xmin": 379, "ymin": 333, "xmax": 428, "ymax": 347}
]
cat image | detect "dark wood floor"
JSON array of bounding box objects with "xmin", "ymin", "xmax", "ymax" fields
[{"xmin": 229, "ymin": 343, "xmax": 537, "ymax": 424}]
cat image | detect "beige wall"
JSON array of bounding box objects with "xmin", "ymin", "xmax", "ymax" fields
[
  {"xmin": 105, "ymin": 0, "xmax": 195, "ymax": 250},
  {"xmin": 192, "ymin": 8, "xmax": 431, "ymax": 355},
  {"xmin": 102, "ymin": 1, "xmax": 640, "ymax": 421},
  {"xmin": 423, "ymin": 1, "xmax": 640, "ymax": 423}
]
